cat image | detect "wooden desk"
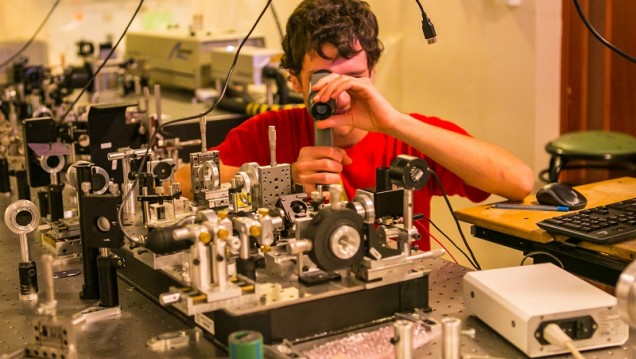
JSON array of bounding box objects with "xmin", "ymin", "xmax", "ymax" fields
[{"xmin": 455, "ymin": 177, "xmax": 636, "ymax": 286}]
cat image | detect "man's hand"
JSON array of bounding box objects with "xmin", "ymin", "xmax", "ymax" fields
[
  {"xmin": 310, "ymin": 73, "xmax": 401, "ymax": 135},
  {"xmin": 292, "ymin": 146, "xmax": 352, "ymax": 193}
]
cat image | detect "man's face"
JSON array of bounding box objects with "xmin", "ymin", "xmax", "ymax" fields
[{"xmin": 291, "ymin": 42, "xmax": 373, "ymax": 138}]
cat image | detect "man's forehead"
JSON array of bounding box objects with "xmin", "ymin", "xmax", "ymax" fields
[{"xmin": 302, "ymin": 44, "xmax": 368, "ymax": 74}]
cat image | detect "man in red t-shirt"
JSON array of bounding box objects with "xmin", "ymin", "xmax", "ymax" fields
[{"xmin": 176, "ymin": 0, "xmax": 534, "ymax": 250}]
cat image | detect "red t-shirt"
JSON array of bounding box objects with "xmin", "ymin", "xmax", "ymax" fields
[{"xmin": 215, "ymin": 108, "xmax": 489, "ymax": 251}]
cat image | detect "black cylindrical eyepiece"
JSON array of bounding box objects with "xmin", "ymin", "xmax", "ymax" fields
[{"xmin": 308, "ymin": 70, "xmax": 336, "ymax": 120}]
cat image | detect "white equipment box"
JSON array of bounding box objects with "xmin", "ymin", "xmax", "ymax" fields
[
  {"xmin": 125, "ymin": 30, "xmax": 265, "ymax": 90},
  {"xmin": 211, "ymin": 46, "xmax": 283, "ymax": 86},
  {"xmin": 463, "ymin": 263, "xmax": 629, "ymax": 357}
]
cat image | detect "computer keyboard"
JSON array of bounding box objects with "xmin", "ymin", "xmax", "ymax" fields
[{"xmin": 537, "ymin": 197, "xmax": 636, "ymax": 244}]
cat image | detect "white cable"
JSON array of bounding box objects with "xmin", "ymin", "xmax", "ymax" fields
[
  {"xmin": 543, "ymin": 323, "xmax": 585, "ymax": 359},
  {"xmin": 564, "ymin": 342, "xmax": 586, "ymax": 359}
]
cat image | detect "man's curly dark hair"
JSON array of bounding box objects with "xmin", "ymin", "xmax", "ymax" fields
[{"xmin": 281, "ymin": 0, "xmax": 384, "ymax": 76}]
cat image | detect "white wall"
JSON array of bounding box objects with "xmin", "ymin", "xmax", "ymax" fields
[{"xmin": 0, "ymin": 0, "xmax": 562, "ymax": 269}]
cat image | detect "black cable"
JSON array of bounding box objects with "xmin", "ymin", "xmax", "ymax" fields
[
  {"xmin": 270, "ymin": 2, "xmax": 284, "ymax": 43},
  {"xmin": 59, "ymin": 0, "xmax": 145, "ymax": 122},
  {"xmin": 415, "ymin": 0, "xmax": 437, "ymax": 44},
  {"xmin": 572, "ymin": 0, "xmax": 636, "ymax": 63},
  {"xmin": 428, "ymin": 169, "xmax": 482, "ymax": 270},
  {"xmin": 422, "ymin": 214, "xmax": 479, "ymax": 270},
  {"xmin": 414, "ymin": 0, "xmax": 425, "ymax": 14},
  {"xmin": 0, "ymin": 0, "xmax": 61, "ymax": 70},
  {"xmin": 520, "ymin": 251, "xmax": 564, "ymax": 268},
  {"xmin": 117, "ymin": 0, "xmax": 274, "ymax": 243}
]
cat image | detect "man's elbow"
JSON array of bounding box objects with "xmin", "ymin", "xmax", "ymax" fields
[{"xmin": 507, "ymin": 166, "xmax": 535, "ymax": 200}]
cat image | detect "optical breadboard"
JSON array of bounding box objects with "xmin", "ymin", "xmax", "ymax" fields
[{"xmin": 463, "ymin": 263, "xmax": 629, "ymax": 358}]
